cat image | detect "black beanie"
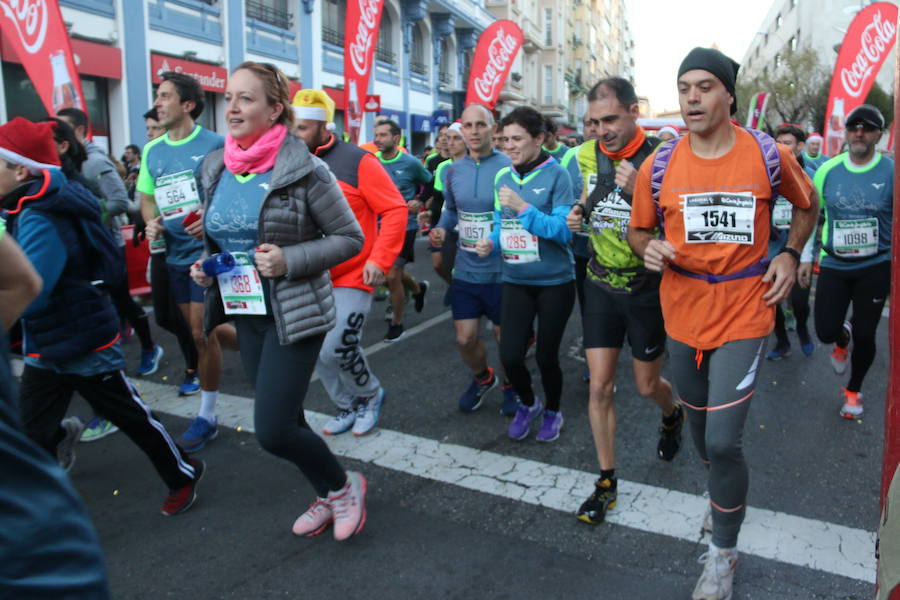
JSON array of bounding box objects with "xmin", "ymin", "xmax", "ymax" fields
[{"xmin": 678, "ymin": 47, "xmax": 740, "ymax": 115}]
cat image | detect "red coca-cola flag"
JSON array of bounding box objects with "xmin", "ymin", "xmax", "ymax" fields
[
  {"xmin": 824, "ymin": 1, "xmax": 897, "ymax": 157},
  {"xmin": 465, "ymin": 20, "xmax": 524, "ymax": 111},
  {"xmin": 0, "ymin": 0, "xmax": 87, "ymax": 117},
  {"xmin": 344, "ymin": 0, "xmax": 384, "ymax": 144}
]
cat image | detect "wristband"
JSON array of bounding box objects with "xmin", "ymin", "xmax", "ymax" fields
[
  {"xmin": 778, "ymin": 247, "xmax": 801, "ymax": 264},
  {"xmin": 571, "ymin": 203, "xmax": 585, "ymax": 215}
]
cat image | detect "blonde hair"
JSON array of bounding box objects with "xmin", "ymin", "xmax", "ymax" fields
[{"xmin": 233, "ymin": 61, "xmax": 294, "ymax": 128}]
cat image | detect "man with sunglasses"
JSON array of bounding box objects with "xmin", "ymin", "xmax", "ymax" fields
[{"xmin": 813, "ymin": 104, "xmax": 893, "ymax": 420}]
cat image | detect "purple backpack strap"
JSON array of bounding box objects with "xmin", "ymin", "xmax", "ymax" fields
[
  {"xmin": 649, "ymin": 137, "xmax": 681, "ymax": 231},
  {"xmin": 744, "ymin": 127, "xmax": 781, "ymax": 200}
]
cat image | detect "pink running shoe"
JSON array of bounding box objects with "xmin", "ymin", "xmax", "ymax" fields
[
  {"xmin": 292, "ymin": 498, "xmax": 333, "ymax": 537},
  {"xmin": 327, "ymin": 471, "xmax": 367, "ymax": 541}
]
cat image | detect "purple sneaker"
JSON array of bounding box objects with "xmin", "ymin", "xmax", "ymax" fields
[
  {"xmin": 536, "ymin": 409, "xmax": 564, "ymax": 442},
  {"xmin": 507, "ymin": 398, "xmax": 543, "ymax": 440}
]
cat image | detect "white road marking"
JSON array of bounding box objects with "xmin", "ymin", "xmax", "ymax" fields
[{"xmin": 135, "ymin": 379, "xmax": 876, "ymax": 583}]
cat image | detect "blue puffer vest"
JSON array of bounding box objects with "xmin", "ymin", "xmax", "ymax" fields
[{"xmin": 4, "ymin": 171, "xmax": 119, "ymax": 361}]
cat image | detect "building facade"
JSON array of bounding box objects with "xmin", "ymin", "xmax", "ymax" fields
[{"xmin": 0, "ymin": 0, "xmax": 494, "ymax": 157}]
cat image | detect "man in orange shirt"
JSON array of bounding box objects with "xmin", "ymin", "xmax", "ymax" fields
[{"xmin": 627, "ymin": 48, "xmax": 817, "ymax": 600}]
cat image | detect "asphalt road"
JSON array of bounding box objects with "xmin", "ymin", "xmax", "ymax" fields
[{"xmin": 63, "ymin": 239, "xmax": 886, "ymax": 599}]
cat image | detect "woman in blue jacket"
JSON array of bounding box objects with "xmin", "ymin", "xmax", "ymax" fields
[{"xmin": 475, "ymin": 106, "xmax": 575, "ymax": 442}]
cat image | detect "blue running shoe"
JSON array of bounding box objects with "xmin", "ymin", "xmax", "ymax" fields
[
  {"xmin": 500, "ymin": 385, "xmax": 519, "ymax": 417},
  {"xmin": 179, "ymin": 371, "xmax": 200, "ymax": 396},
  {"xmin": 507, "ymin": 398, "xmax": 543, "ymax": 440},
  {"xmin": 137, "ymin": 344, "xmax": 164, "ymax": 376},
  {"xmin": 765, "ymin": 342, "xmax": 791, "ymax": 361},
  {"xmin": 177, "ymin": 416, "xmax": 218, "ymax": 453},
  {"xmin": 799, "ymin": 330, "xmax": 815, "ymax": 356},
  {"xmin": 458, "ymin": 368, "xmax": 498, "ymax": 412}
]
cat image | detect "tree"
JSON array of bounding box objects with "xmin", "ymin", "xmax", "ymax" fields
[{"xmin": 864, "ymin": 80, "xmax": 894, "ymax": 129}]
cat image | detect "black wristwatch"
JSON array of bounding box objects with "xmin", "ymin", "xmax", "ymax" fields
[{"xmin": 778, "ymin": 247, "xmax": 801, "ymax": 264}]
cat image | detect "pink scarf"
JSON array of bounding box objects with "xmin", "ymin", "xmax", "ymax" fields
[{"xmin": 224, "ymin": 123, "xmax": 286, "ymax": 174}]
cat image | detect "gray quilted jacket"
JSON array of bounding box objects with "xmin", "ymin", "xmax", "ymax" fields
[{"xmin": 200, "ymin": 134, "xmax": 363, "ymax": 344}]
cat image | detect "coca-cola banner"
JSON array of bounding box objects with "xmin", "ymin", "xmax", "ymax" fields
[
  {"xmin": 344, "ymin": 0, "xmax": 384, "ymax": 144},
  {"xmin": 824, "ymin": 1, "xmax": 897, "ymax": 157},
  {"xmin": 465, "ymin": 20, "xmax": 524, "ymax": 110},
  {"xmin": 0, "ymin": 0, "xmax": 87, "ymax": 116},
  {"xmin": 745, "ymin": 92, "xmax": 769, "ymax": 130}
]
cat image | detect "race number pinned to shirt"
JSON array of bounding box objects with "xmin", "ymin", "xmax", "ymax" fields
[
  {"xmin": 590, "ymin": 190, "xmax": 632, "ymax": 240},
  {"xmin": 458, "ymin": 211, "xmax": 494, "ymax": 252},
  {"xmin": 682, "ymin": 192, "xmax": 756, "ymax": 245},
  {"xmin": 772, "ymin": 197, "xmax": 793, "ymax": 230},
  {"xmin": 218, "ymin": 252, "xmax": 267, "ymax": 315},
  {"xmin": 500, "ymin": 218, "xmax": 540, "ymax": 263},
  {"xmin": 154, "ymin": 170, "xmax": 201, "ymax": 221},
  {"xmin": 832, "ymin": 218, "xmax": 879, "ymax": 257}
]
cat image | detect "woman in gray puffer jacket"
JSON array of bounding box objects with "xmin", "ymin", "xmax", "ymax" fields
[{"xmin": 190, "ymin": 62, "xmax": 368, "ymax": 541}]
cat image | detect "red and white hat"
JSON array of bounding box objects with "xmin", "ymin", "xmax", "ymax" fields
[
  {"xmin": 0, "ymin": 117, "xmax": 61, "ymax": 173},
  {"xmin": 807, "ymin": 132, "xmax": 823, "ymax": 143}
]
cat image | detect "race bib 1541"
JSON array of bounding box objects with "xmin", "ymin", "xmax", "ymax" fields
[{"xmin": 682, "ymin": 192, "xmax": 756, "ymax": 245}]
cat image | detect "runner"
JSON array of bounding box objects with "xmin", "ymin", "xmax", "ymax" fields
[
  {"xmin": 427, "ymin": 122, "xmax": 469, "ymax": 286},
  {"xmin": 292, "ymin": 89, "xmax": 407, "ymax": 437},
  {"xmin": 475, "ymin": 106, "xmax": 575, "ymax": 442},
  {"xmin": 1, "ymin": 117, "xmax": 204, "ymax": 516},
  {"xmin": 567, "ymin": 77, "xmax": 683, "ymax": 526},
  {"xmin": 812, "ymin": 104, "xmax": 893, "ymax": 420},
  {"xmin": 144, "ymin": 107, "xmax": 165, "ymax": 141},
  {"xmin": 191, "ymin": 62, "xmax": 366, "ymax": 540},
  {"xmin": 802, "ymin": 132, "xmax": 827, "ymax": 170},
  {"xmin": 627, "ymin": 48, "xmax": 817, "ymax": 600},
  {"xmin": 767, "ymin": 123, "xmax": 818, "ymax": 360},
  {"xmin": 430, "ymin": 104, "xmax": 517, "ymax": 415},
  {"xmin": 374, "ymin": 119, "xmax": 432, "ymax": 342},
  {"xmin": 138, "ymin": 72, "xmax": 230, "ymax": 452},
  {"xmin": 658, "ymin": 126, "xmax": 680, "ymax": 142}
]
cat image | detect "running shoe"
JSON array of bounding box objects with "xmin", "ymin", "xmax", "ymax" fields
[
  {"xmin": 830, "ymin": 321, "xmax": 852, "ymax": 375},
  {"xmin": 176, "ymin": 416, "xmax": 218, "ymax": 453},
  {"xmin": 413, "ymin": 280, "xmax": 429, "ymax": 313},
  {"xmin": 292, "ymin": 498, "xmax": 333, "ymax": 537},
  {"xmin": 765, "ymin": 341, "xmax": 791, "ymax": 361},
  {"xmin": 384, "ymin": 303, "xmax": 394, "ymax": 322},
  {"xmin": 657, "ymin": 404, "xmax": 685, "ymax": 461},
  {"xmin": 80, "ymin": 416, "xmax": 119, "ymax": 443},
  {"xmin": 136, "ymin": 344, "xmax": 164, "ymax": 376},
  {"xmin": 507, "ymin": 398, "xmax": 543, "ymax": 440},
  {"xmin": 500, "ymin": 385, "xmax": 519, "ymax": 417},
  {"xmin": 384, "ymin": 323, "xmax": 404, "ymax": 343},
  {"xmin": 535, "ymin": 409, "xmax": 564, "ymax": 442},
  {"xmin": 58, "ymin": 417, "xmax": 84, "ymax": 472},
  {"xmin": 458, "ymin": 367, "xmax": 498, "ymax": 412},
  {"xmin": 322, "ymin": 408, "xmax": 356, "ymax": 435},
  {"xmin": 161, "ymin": 458, "xmax": 204, "ymax": 516},
  {"xmin": 353, "ymin": 388, "xmax": 385, "ymax": 436},
  {"xmin": 784, "ymin": 308, "xmax": 797, "ymax": 331},
  {"xmin": 798, "ymin": 330, "xmax": 815, "ymax": 356},
  {"xmin": 328, "ymin": 471, "xmax": 367, "ymax": 541},
  {"xmin": 576, "ymin": 477, "xmax": 617, "ymax": 525},
  {"xmin": 839, "ymin": 387, "xmax": 864, "ymax": 420},
  {"xmin": 178, "ymin": 371, "xmax": 201, "ymax": 396},
  {"xmin": 692, "ymin": 546, "xmax": 738, "ymax": 600}
]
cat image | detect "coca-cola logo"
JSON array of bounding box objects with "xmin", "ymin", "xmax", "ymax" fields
[
  {"xmin": 472, "ymin": 27, "xmax": 520, "ymax": 104},
  {"xmin": 0, "ymin": 0, "xmax": 48, "ymax": 54},
  {"xmin": 840, "ymin": 10, "xmax": 896, "ymax": 98},
  {"xmin": 349, "ymin": 0, "xmax": 381, "ymax": 76}
]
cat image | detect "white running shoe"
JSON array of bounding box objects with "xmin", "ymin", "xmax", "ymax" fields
[
  {"xmin": 692, "ymin": 546, "xmax": 737, "ymax": 600},
  {"xmin": 58, "ymin": 417, "xmax": 85, "ymax": 472},
  {"xmin": 322, "ymin": 408, "xmax": 356, "ymax": 435},
  {"xmin": 328, "ymin": 471, "xmax": 367, "ymax": 541},
  {"xmin": 352, "ymin": 388, "xmax": 385, "ymax": 437},
  {"xmin": 292, "ymin": 498, "xmax": 333, "ymax": 537}
]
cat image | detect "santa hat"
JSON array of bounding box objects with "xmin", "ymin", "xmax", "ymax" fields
[
  {"xmin": 291, "ymin": 89, "xmax": 336, "ymax": 132},
  {"xmin": 0, "ymin": 117, "xmax": 61, "ymax": 173},
  {"xmin": 658, "ymin": 125, "xmax": 680, "ymax": 138},
  {"xmin": 447, "ymin": 122, "xmax": 463, "ymax": 135},
  {"xmin": 807, "ymin": 132, "xmax": 823, "ymax": 142}
]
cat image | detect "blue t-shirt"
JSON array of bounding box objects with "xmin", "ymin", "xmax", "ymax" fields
[
  {"xmin": 206, "ymin": 171, "xmax": 273, "ymax": 254},
  {"xmin": 815, "ymin": 152, "xmax": 893, "ymax": 271},
  {"xmin": 138, "ymin": 126, "xmax": 225, "ymax": 266},
  {"xmin": 377, "ymin": 151, "xmax": 433, "ymax": 230}
]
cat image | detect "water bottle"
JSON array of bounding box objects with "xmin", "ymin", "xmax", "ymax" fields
[{"xmin": 201, "ymin": 252, "xmax": 236, "ymax": 277}]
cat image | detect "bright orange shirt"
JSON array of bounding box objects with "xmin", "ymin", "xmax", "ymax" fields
[{"xmin": 631, "ymin": 127, "xmax": 813, "ymax": 349}]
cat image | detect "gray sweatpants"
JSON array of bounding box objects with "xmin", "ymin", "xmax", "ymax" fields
[
  {"xmin": 316, "ymin": 287, "xmax": 381, "ymax": 410},
  {"xmin": 668, "ymin": 336, "xmax": 768, "ymax": 548}
]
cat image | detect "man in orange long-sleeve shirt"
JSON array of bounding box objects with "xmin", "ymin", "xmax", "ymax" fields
[{"xmin": 293, "ymin": 90, "xmax": 408, "ymax": 436}]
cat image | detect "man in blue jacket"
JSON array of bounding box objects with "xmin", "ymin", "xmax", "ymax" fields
[{"xmin": 0, "ymin": 117, "xmax": 203, "ymax": 517}]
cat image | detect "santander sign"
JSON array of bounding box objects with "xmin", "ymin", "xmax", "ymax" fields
[
  {"xmin": 466, "ymin": 20, "xmax": 524, "ymax": 110},
  {"xmin": 0, "ymin": 0, "xmax": 48, "ymax": 54},
  {"xmin": 840, "ymin": 10, "xmax": 896, "ymax": 98},
  {"xmin": 349, "ymin": 0, "xmax": 380, "ymax": 76}
]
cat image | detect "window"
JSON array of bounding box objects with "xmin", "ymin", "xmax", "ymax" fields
[
  {"xmin": 776, "ymin": 14, "xmax": 782, "ymax": 29},
  {"xmin": 410, "ymin": 23, "xmax": 428, "ymax": 76},
  {"xmin": 375, "ymin": 10, "xmax": 395, "ymax": 65},
  {"xmin": 789, "ymin": 35, "xmax": 797, "ymax": 52},
  {"xmin": 543, "ymin": 64, "xmax": 553, "ymax": 104},
  {"xmin": 322, "ymin": 0, "xmax": 344, "ymax": 46},
  {"xmin": 246, "ymin": 0, "xmax": 291, "ymax": 30},
  {"xmin": 544, "ymin": 7, "xmax": 552, "ymax": 46},
  {"xmin": 439, "ymin": 38, "xmax": 452, "ymax": 86}
]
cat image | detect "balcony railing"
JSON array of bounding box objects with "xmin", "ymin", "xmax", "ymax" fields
[
  {"xmin": 246, "ymin": 0, "xmax": 291, "ymax": 29},
  {"xmin": 410, "ymin": 60, "xmax": 428, "ymax": 76},
  {"xmin": 375, "ymin": 45, "xmax": 396, "ymax": 65},
  {"xmin": 322, "ymin": 25, "xmax": 343, "ymax": 46},
  {"xmin": 439, "ymin": 71, "xmax": 453, "ymax": 86}
]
